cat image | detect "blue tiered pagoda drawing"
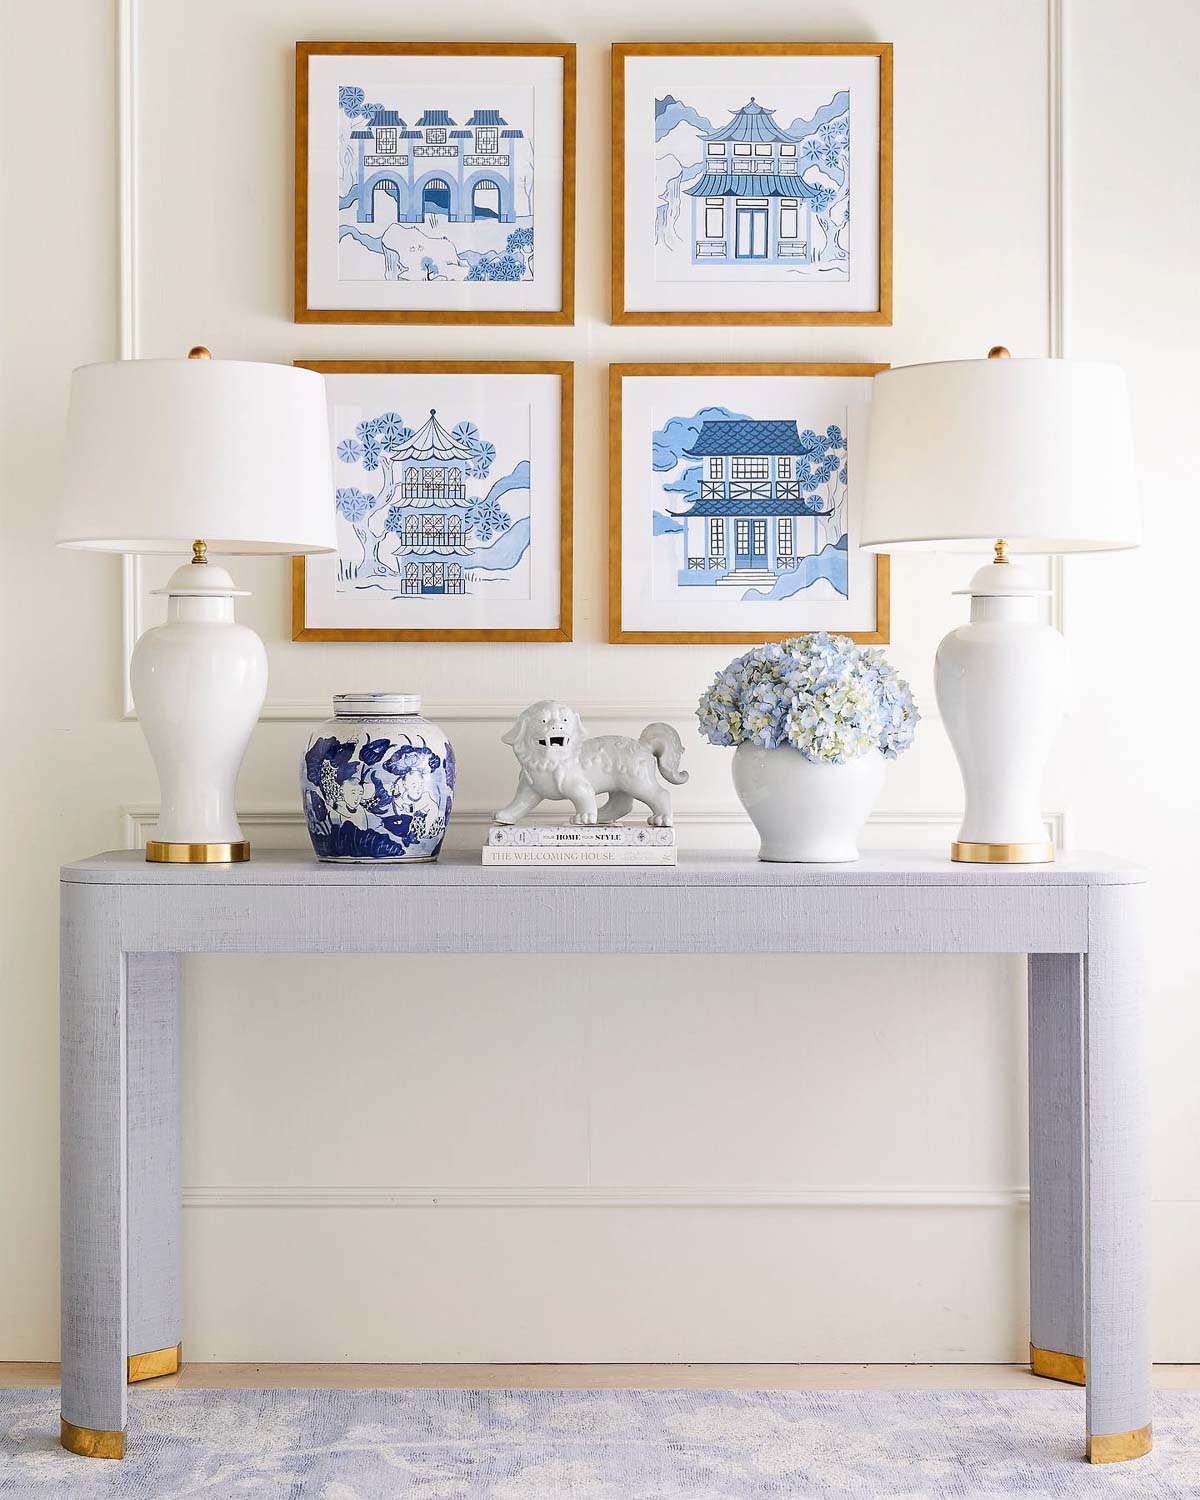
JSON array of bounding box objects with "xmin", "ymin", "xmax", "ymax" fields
[
  {"xmin": 684, "ymin": 98, "xmax": 820, "ymax": 265},
  {"xmin": 346, "ymin": 106, "xmax": 524, "ymax": 226},
  {"xmin": 669, "ymin": 418, "xmax": 831, "ymax": 589},
  {"xmin": 373, "ymin": 410, "xmax": 477, "ymax": 596}
]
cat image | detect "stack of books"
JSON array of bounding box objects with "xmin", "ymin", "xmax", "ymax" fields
[{"xmin": 482, "ymin": 823, "xmax": 677, "ymax": 866}]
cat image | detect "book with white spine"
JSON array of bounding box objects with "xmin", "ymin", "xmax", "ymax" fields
[
  {"xmin": 481, "ymin": 844, "xmax": 677, "ymax": 866},
  {"xmin": 486, "ymin": 823, "xmax": 676, "ymax": 848}
]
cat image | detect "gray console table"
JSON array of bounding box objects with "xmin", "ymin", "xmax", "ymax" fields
[{"xmin": 58, "ymin": 849, "xmax": 1150, "ymax": 1463}]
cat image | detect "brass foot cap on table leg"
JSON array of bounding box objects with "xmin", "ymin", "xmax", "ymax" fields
[
  {"xmin": 128, "ymin": 1341, "xmax": 182, "ymax": 1383},
  {"xmin": 146, "ymin": 840, "xmax": 250, "ymax": 863},
  {"xmin": 1087, "ymin": 1423, "xmax": 1153, "ymax": 1464},
  {"xmin": 61, "ymin": 1418, "xmax": 125, "ymax": 1460},
  {"xmin": 951, "ymin": 840, "xmax": 1055, "ymax": 864},
  {"xmin": 1030, "ymin": 1342, "xmax": 1086, "ymax": 1385}
]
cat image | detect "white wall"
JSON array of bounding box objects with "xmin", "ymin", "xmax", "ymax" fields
[{"xmin": 2, "ymin": 0, "xmax": 1196, "ymax": 1362}]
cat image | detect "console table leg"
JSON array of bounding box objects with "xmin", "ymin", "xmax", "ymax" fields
[
  {"xmin": 127, "ymin": 953, "xmax": 182, "ymax": 1384},
  {"xmin": 1083, "ymin": 885, "xmax": 1152, "ymax": 1463},
  {"xmin": 60, "ymin": 884, "xmax": 128, "ymax": 1458},
  {"xmin": 1028, "ymin": 953, "xmax": 1086, "ymax": 1385}
]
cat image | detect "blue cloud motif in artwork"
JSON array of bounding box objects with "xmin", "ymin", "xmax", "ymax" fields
[
  {"xmin": 652, "ymin": 407, "xmax": 752, "ymax": 472},
  {"xmin": 660, "ymin": 463, "xmax": 704, "ymax": 509},
  {"xmin": 654, "ymin": 96, "xmax": 715, "ymax": 140},
  {"xmin": 783, "ymin": 90, "xmax": 850, "ymax": 146},
  {"xmin": 478, "ymin": 460, "xmax": 529, "ymax": 507}
]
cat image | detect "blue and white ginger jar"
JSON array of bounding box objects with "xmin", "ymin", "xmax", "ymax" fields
[{"xmin": 301, "ymin": 694, "xmax": 455, "ymax": 862}]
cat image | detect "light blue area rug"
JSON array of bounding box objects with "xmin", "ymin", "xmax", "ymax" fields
[{"xmin": 2, "ymin": 1387, "xmax": 1198, "ymax": 1497}]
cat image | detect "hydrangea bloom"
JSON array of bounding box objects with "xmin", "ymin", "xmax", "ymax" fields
[{"xmin": 696, "ymin": 632, "xmax": 919, "ymax": 765}]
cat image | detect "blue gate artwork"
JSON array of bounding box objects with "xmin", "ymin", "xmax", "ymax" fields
[{"xmin": 338, "ymin": 91, "xmax": 534, "ymax": 282}]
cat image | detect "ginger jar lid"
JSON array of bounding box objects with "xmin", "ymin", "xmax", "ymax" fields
[{"xmin": 333, "ymin": 692, "xmax": 421, "ymax": 718}]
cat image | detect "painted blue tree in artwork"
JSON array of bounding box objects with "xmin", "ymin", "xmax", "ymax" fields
[
  {"xmin": 795, "ymin": 113, "xmax": 849, "ymax": 262},
  {"xmin": 507, "ymin": 225, "xmax": 534, "ymax": 274},
  {"xmin": 796, "ymin": 424, "xmax": 848, "ymax": 533},
  {"xmin": 466, "ymin": 495, "xmax": 512, "ymax": 541},
  {"xmin": 334, "ymin": 486, "xmax": 375, "ymax": 580}
]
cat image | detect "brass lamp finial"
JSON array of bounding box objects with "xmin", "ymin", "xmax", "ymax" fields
[
  {"xmin": 191, "ymin": 539, "xmax": 208, "ymax": 566},
  {"xmin": 994, "ymin": 538, "xmax": 1010, "ymax": 565},
  {"xmin": 187, "ymin": 345, "xmax": 212, "ymax": 360},
  {"xmin": 987, "ymin": 345, "xmax": 1011, "ymax": 359}
]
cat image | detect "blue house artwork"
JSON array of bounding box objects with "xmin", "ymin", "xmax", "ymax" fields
[
  {"xmin": 653, "ymin": 88, "xmax": 850, "ymax": 282},
  {"xmin": 655, "ymin": 410, "xmax": 849, "ymax": 599},
  {"xmin": 670, "ymin": 417, "xmax": 830, "ymax": 586},
  {"xmin": 685, "ymin": 99, "xmax": 820, "ymax": 265}
]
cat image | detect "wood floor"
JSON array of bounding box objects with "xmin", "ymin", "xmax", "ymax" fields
[{"xmin": 4, "ymin": 1363, "xmax": 1200, "ymax": 1390}]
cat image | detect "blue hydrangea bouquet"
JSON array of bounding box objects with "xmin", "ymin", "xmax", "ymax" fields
[
  {"xmin": 697, "ymin": 632, "xmax": 919, "ymax": 763},
  {"xmin": 696, "ymin": 634, "xmax": 920, "ymax": 861}
]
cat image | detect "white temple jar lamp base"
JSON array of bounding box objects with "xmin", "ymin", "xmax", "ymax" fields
[
  {"xmin": 129, "ymin": 560, "xmax": 268, "ymax": 863},
  {"xmin": 935, "ymin": 561, "xmax": 1068, "ymax": 865},
  {"xmin": 732, "ymin": 744, "xmax": 885, "ymax": 863}
]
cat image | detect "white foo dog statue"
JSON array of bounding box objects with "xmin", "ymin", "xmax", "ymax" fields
[{"xmin": 495, "ymin": 700, "xmax": 688, "ymax": 827}]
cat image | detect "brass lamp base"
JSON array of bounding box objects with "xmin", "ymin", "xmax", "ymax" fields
[
  {"xmin": 951, "ymin": 840, "xmax": 1055, "ymax": 865},
  {"xmin": 145, "ymin": 840, "xmax": 250, "ymax": 864}
]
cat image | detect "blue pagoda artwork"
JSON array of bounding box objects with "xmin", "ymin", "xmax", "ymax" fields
[
  {"xmin": 684, "ymin": 99, "xmax": 820, "ymax": 265},
  {"xmin": 335, "ymin": 399, "xmax": 530, "ymax": 603},
  {"xmin": 668, "ymin": 417, "xmax": 835, "ymax": 589},
  {"xmin": 376, "ymin": 409, "xmax": 474, "ymax": 596},
  {"xmin": 345, "ymin": 106, "xmax": 524, "ymax": 226}
]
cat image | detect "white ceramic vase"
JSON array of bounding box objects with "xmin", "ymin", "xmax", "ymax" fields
[{"xmin": 731, "ymin": 744, "xmax": 885, "ymax": 863}]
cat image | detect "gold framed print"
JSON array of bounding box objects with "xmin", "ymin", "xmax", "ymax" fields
[
  {"xmin": 294, "ymin": 361, "xmax": 573, "ymax": 642},
  {"xmin": 609, "ymin": 362, "xmax": 889, "ymax": 644},
  {"xmin": 296, "ymin": 42, "xmax": 575, "ymax": 324},
  {"xmin": 612, "ymin": 43, "xmax": 892, "ymax": 325}
]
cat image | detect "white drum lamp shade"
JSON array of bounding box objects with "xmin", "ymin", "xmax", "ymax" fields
[
  {"xmin": 860, "ymin": 356, "xmax": 1138, "ymax": 554},
  {"xmin": 859, "ymin": 353, "xmax": 1139, "ymax": 865},
  {"xmin": 57, "ymin": 353, "xmax": 337, "ymax": 865},
  {"xmin": 58, "ymin": 357, "xmax": 336, "ymax": 554}
]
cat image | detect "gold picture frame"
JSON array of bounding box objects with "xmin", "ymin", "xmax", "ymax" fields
[
  {"xmin": 295, "ymin": 42, "xmax": 576, "ymax": 325},
  {"xmin": 293, "ymin": 360, "xmax": 573, "ymax": 643},
  {"xmin": 609, "ymin": 362, "xmax": 890, "ymax": 645},
  {"xmin": 611, "ymin": 42, "xmax": 892, "ymax": 326}
]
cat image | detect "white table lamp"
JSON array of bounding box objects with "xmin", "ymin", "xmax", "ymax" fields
[
  {"xmin": 58, "ymin": 349, "xmax": 336, "ymax": 863},
  {"xmin": 861, "ymin": 349, "xmax": 1138, "ymax": 864}
]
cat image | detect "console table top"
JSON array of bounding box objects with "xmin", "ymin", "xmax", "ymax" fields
[{"xmin": 61, "ymin": 847, "xmax": 1144, "ymax": 888}]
